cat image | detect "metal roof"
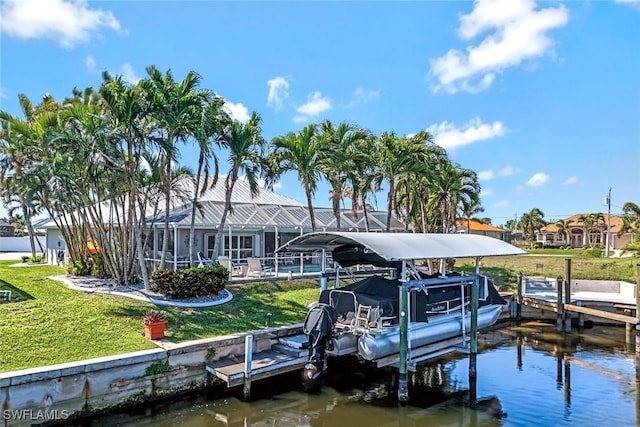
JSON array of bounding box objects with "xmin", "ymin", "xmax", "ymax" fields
[
  {"xmin": 151, "ymin": 201, "xmax": 406, "ymax": 231},
  {"xmin": 278, "ymin": 231, "xmax": 526, "ymax": 260}
]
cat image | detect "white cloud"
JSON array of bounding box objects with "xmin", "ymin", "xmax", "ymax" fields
[
  {"xmin": 84, "ymin": 55, "xmax": 96, "ymax": 72},
  {"xmin": 428, "ymin": 117, "xmax": 505, "ymax": 150},
  {"xmin": 347, "ymin": 87, "xmax": 381, "ymax": 107},
  {"xmin": 293, "ymin": 91, "xmax": 332, "ymax": 123},
  {"xmin": 563, "ymin": 176, "xmax": 579, "ymax": 185},
  {"xmin": 0, "ymin": 87, "xmax": 7, "ymax": 99},
  {"xmin": 266, "ymin": 76, "xmax": 290, "ymax": 111},
  {"xmin": 494, "ymin": 200, "xmax": 510, "ymax": 208},
  {"xmin": 478, "ymin": 164, "xmax": 516, "ymax": 181},
  {"xmin": 0, "ymin": 0, "xmax": 122, "ymax": 48},
  {"xmin": 615, "ymin": 0, "xmax": 640, "ymax": 11},
  {"xmin": 297, "ymin": 91, "xmax": 332, "ymax": 116},
  {"xmin": 481, "ymin": 188, "xmax": 494, "ymax": 196},
  {"xmin": 526, "ymin": 172, "xmax": 550, "ymax": 186},
  {"xmin": 223, "ymin": 100, "xmax": 250, "ymax": 124},
  {"xmin": 498, "ymin": 165, "xmax": 515, "ymax": 177},
  {"xmin": 429, "ymin": 0, "xmax": 569, "ymax": 93},
  {"xmin": 478, "ymin": 170, "xmax": 495, "ymax": 180},
  {"xmin": 120, "ymin": 63, "xmax": 140, "ymax": 84}
]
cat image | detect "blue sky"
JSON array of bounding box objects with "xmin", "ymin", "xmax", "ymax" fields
[{"xmin": 1, "ymin": 0, "xmax": 639, "ymax": 227}]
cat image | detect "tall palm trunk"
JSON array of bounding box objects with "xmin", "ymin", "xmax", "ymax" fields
[
  {"xmin": 20, "ymin": 199, "xmax": 36, "ymax": 258},
  {"xmin": 305, "ymin": 187, "xmax": 316, "ymax": 232},
  {"xmin": 189, "ymin": 159, "xmax": 205, "ymax": 266},
  {"xmin": 386, "ymin": 179, "xmax": 395, "ymax": 232},
  {"xmin": 213, "ymin": 171, "xmax": 237, "ymax": 261},
  {"xmin": 160, "ymin": 151, "xmax": 172, "ymax": 269}
]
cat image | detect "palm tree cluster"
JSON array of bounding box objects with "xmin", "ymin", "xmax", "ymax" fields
[{"xmin": 0, "ymin": 65, "xmax": 483, "ymax": 286}]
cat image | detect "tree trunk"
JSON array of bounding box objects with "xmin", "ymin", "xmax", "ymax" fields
[
  {"xmin": 20, "ymin": 200, "xmax": 36, "ymax": 258},
  {"xmin": 305, "ymin": 187, "xmax": 316, "ymax": 232},
  {"xmin": 386, "ymin": 179, "xmax": 395, "ymax": 232},
  {"xmin": 213, "ymin": 173, "xmax": 237, "ymax": 261},
  {"xmin": 189, "ymin": 161, "xmax": 204, "ymax": 267}
]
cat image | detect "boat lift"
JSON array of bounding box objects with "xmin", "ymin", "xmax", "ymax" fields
[{"xmin": 279, "ymin": 232, "xmax": 526, "ymax": 403}]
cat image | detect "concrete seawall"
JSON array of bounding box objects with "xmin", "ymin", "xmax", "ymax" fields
[{"xmin": 0, "ymin": 324, "xmax": 303, "ymax": 427}]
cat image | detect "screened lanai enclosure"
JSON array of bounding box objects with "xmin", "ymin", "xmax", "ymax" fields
[{"xmin": 41, "ymin": 180, "xmax": 406, "ymax": 276}]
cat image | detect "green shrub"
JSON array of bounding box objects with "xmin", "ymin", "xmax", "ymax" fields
[
  {"xmin": 90, "ymin": 253, "xmax": 108, "ymax": 278},
  {"xmin": 21, "ymin": 256, "xmax": 29, "ymax": 263},
  {"xmin": 582, "ymin": 247, "xmax": 603, "ymax": 258},
  {"xmin": 68, "ymin": 260, "xmax": 92, "ymax": 276},
  {"xmin": 151, "ymin": 265, "xmax": 228, "ymax": 299},
  {"xmin": 533, "ymin": 242, "xmax": 543, "ymax": 249},
  {"xmin": 29, "ymin": 255, "xmax": 43, "ymax": 263}
]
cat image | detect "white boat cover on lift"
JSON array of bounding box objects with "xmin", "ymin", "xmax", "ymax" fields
[{"xmin": 277, "ymin": 232, "xmax": 526, "ymax": 260}]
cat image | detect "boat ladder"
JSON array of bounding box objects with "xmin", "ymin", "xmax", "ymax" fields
[{"xmin": 354, "ymin": 304, "xmax": 373, "ymax": 329}]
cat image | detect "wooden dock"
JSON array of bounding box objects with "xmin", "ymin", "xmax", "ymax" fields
[{"xmin": 206, "ymin": 334, "xmax": 308, "ymax": 395}]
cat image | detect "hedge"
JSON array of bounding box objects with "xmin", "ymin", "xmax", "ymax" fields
[{"xmin": 151, "ymin": 265, "xmax": 229, "ymax": 299}]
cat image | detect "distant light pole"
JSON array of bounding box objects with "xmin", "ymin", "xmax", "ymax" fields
[{"xmin": 605, "ymin": 188, "xmax": 612, "ymax": 257}]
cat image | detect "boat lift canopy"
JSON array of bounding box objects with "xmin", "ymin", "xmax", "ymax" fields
[{"xmin": 277, "ymin": 231, "xmax": 526, "ymax": 261}]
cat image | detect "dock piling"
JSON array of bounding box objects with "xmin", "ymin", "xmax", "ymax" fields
[
  {"xmin": 243, "ymin": 334, "xmax": 253, "ymax": 398},
  {"xmin": 636, "ymin": 264, "xmax": 640, "ymax": 353},
  {"xmin": 516, "ymin": 272, "xmax": 523, "ymax": 321},
  {"xmin": 556, "ymin": 276, "xmax": 564, "ymax": 332},
  {"xmin": 564, "ymin": 259, "xmax": 572, "ymax": 332},
  {"xmin": 469, "ymin": 276, "xmax": 479, "ymax": 404}
]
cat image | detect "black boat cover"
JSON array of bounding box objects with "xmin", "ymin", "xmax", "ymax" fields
[{"xmin": 318, "ymin": 274, "xmax": 506, "ymax": 323}]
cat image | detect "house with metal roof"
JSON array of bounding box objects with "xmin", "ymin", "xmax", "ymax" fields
[{"xmin": 41, "ymin": 179, "xmax": 407, "ymax": 268}]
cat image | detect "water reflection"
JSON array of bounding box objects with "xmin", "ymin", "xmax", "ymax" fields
[{"xmin": 74, "ymin": 322, "xmax": 638, "ymax": 427}]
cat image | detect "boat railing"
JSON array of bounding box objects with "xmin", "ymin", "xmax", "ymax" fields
[{"xmin": 425, "ymin": 297, "xmax": 469, "ymax": 316}]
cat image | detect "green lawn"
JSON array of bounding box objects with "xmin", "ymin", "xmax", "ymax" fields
[
  {"xmin": 0, "ymin": 261, "xmax": 321, "ymax": 373},
  {"xmin": 3, "ymin": 253, "xmax": 636, "ymax": 373},
  {"xmin": 456, "ymin": 254, "xmax": 639, "ymax": 291}
]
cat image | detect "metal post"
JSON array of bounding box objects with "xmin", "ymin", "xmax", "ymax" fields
[
  {"xmin": 564, "ymin": 259, "xmax": 572, "ymax": 332},
  {"xmin": 398, "ymin": 261, "xmax": 409, "ymax": 403},
  {"xmin": 605, "ymin": 188, "xmax": 611, "ymax": 258},
  {"xmin": 299, "ymin": 226, "xmax": 304, "ymax": 275},
  {"xmin": 274, "ymin": 226, "xmax": 279, "ymax": 276},
  {"xmin": 556, "ymin": 276, "xmax": 564, "ymax": 332},
  {"xmin": 516, "ymin": 272, "xmax": 523, "ymax": 321},
  {"xmin": 469, "ymin": 274, "xmax": 479, "ymax": 405},
  {"xmin": 636, "ymin": 264, "xmax": 640, "ymax": 353},
  {"xmin": 320, "ymin": 249, "xmax": 327, "ymax": 292},
  {"xmin": 243, "ymin": 334, "xmax": 253, "ymax": 398}
]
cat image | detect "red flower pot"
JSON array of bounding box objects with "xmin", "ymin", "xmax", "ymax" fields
[{"xmin": 144, "ymin": 320, "xmax": 167, "ymax": 340}]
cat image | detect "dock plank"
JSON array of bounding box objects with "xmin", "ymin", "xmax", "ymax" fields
[{"xmin": 207, "ymin": 350, "xmax": 308, "ymax": 388}]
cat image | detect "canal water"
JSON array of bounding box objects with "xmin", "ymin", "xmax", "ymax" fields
[{"xmin": 75, "ymin": 321, "xmax": 639, "ymax": 426}]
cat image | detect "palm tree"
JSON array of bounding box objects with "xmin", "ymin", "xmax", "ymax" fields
[
  {"xmin": 213, "ymin": 112, "xmax": 266, "ymax": 260},
  {"xmin": 619, "ymin": 202, "xmax": 640, "ymax": 237},
  {"xmin": 0, "ymin": 94, "xmax": 60, "ymax": 259},
  {"xmin": 555, "ymin": 218, "xmax": 573, "ymax": 245},
  {"xmin": 100, "ymin": 72, "xmax": 154, "ymax": 288},
  {"xmin": 318, "ymin": 120, "xmax": 369, "ymax": 231},
  {"xmin": 270, "ymin": 124, "xmax": 322, "ymax": 232},
  {"xmin": 519, "ymin": 208, "xmax": 546, "ymax": 247},
  {"xmin": 428, "ymin": 161, "xmax": 480, "ymax": 234},
  {"xmin": 139, "ymin": 66, "xmax": 207, "ymax": 269},
  {"xmin": 187, "ymin": 95, "xmax": 227, "ymax": 266},
  {"xmin": 461, "ymin": 201, "xmax": 484, "ymax": 234},
  {"xmin": 375, "ymin": 131, "xmax": 437, "ymax": 231}
]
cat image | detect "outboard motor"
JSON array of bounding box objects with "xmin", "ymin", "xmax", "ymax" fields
[{"xmin": 302, "ymin": 303, "xmax": 337, "ymax": 392}]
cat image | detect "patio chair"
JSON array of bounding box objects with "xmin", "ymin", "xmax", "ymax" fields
[
  {"xmin": 218, "ymin": 256, "xmax": 243, "ymax": 277},
  {"xmin": 247, "ymin": 257, "xmax": 273, "ymax": 278},
  {"xmin": 197, "ymin": 251, "xmax": 213, "ymax": 267}
]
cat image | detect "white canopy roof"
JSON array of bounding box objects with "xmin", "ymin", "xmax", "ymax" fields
[{"xmin": 278, "ymin": 232, "xmax": 526, "ymax": 260}]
